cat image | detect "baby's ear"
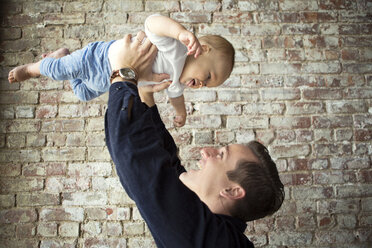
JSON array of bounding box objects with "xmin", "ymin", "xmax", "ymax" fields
[{"xmin": 201, "ymin": 44, "xmax": 211, "ymax": 54}]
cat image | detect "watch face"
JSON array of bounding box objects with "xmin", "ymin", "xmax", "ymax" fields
[{"xmin": 119, "ymin": 68, "xmax": 136, "ymax": 79}]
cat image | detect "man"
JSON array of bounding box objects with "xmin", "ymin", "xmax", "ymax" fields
[{"xmin": 105, "ymin": 31, "xmax": 284, "ymax": 248}]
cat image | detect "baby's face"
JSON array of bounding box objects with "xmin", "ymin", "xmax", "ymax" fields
[{"xmin": 179, "ymin": 49, "xmax": 231, "ymax": 89}]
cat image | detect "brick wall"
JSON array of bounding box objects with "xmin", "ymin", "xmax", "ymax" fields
[{"xmin": 0, "ymin": 0, "xmax": 371, "ymax": 247}]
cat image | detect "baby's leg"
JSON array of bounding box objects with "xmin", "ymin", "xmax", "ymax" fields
[{"xmin": 8, "ymin": 48, "xmax": 70, "ymax": 83}]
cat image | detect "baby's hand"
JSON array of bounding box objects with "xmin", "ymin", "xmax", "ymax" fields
[
  {"xmin": 178, "ymin": 30, "xmax": 202, "ymax": 58},
  {"xmin": 173, "ymin": 114, "xmax": 186, "ymax": 127}
]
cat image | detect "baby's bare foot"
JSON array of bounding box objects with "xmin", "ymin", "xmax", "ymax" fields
[
  {"xmin": 8, "ymin": 48, "xmax": 70, "ymax": 83},
  {"xmin": 8, "ymin": 65, "xmax": 32, "ymax": 83}
]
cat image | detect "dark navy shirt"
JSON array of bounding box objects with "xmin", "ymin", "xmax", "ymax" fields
[{"xmin": 105, "ymin": 81, "xmax": 254, "ymax": 248}]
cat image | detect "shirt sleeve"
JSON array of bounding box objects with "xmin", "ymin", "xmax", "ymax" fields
[
  {"xmin": 69, "ymin": 79, "xmax": 103, "ymax": 101},
  {"xmin": 105, "ymin": 82, "xmax": 252, "ymax": 248}
]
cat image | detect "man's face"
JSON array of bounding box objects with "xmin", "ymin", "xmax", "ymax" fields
[{"xmin": 179, "ymin": 144, "xmax": 259, "ymax": 200}]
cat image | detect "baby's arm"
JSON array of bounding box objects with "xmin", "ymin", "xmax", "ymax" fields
[
  {"xmin": 146, "ymin": 15, "xmax": 202, "ymax": 58},
  {"xmin": 169, "ymin": 95, "xmax": 187, "ymax": 127}
]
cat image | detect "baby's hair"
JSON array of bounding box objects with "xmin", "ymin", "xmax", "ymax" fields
[{"xmin": 199, "ymin": 35, "xmax": 235, "ymax": 73}]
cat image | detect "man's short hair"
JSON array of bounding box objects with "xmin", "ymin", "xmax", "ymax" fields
[{"xmin": 227, "ymin": 141, "xmax": 284, "ymax": 222}]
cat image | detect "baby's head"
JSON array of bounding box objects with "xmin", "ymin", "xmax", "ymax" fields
[{"xmin": 180, "ymin": 35, "xmax": 235, "ymax": 89}]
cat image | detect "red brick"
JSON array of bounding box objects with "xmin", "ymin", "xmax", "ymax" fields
[
  {"xmin": 309, "ymin": 158, "xmax": 329, "ymax": 170},
  {"xmin": 84, "ymin": 238, "xmax": 127, "ymax": 248},
  {"xmin": 0, "ymin": 178, "xmax": 43, "ymax": 193},
  {"xmin": 339, "ymin": 10, "xmax": 372, "ymax": 23},
  {"xmin": 282, "ymin": 24, "xmax": 319, "ymax": 34},
  {"xmin": 314, "ymin": 171, "xmax": 357, "ymax": 184},
  {"xmin": 41, "ymin": 120, "xmax": 85, "ymax": 132},
  {"xmin": 359, "ymin": 170, "xmax": 372, "ymax": 183},
  {"xmin": 0, "ymin": 163, "xmax": 21, "ymax": 176},
  {"xmin": 326, "ymin": 100, "xmax": 366, "ymax": 113},
  {"xmin": 286, "ymin": 102, "xmax": 324, "ymax": 115},
  {"xmin": 262, "ymin": 36, "xmax": 285, "ymax": 49},
  {"xmin": 269, "ymin": 144, "xmax": 311, "ymax": 158},
  {"xmin": 355, "ymin": 129, "xmax": 372, "ymax": 141},
  {"xmin": 354, "ymin": 114, "xmax": 372, "ymax": 128},
  {"xmin": 256, "ymin": 130, "xmax": 275, "ymax": 145},
  {"xmin": 276, "ymin": 129, "xmax": 296, "ymax": 143},
  {"xmin": 287, "ymin": 159, "xmax": 309, "ymax": 171},
  {"xmin": 335, "ymin": 129, "xmax": 353, "ymax": 141},
  {"xmin": 281, "ymin": 172, "xmax": 312, "ymax": 185},
  {"xmin": 286, "ymin": 49, "xmax": 305, "ymax": 61},
  {"xmin": 40, "ymin": 207, "xmax": 84, "ymax": 221},
  {"xmin": 213, "ymin": 12, "xmax": 253, "ymax": 23},
  {"xmin": 17, "ymin": 193, "xmax": 60, "ymax": 206},
  {"xmin": 0, "ymin": 27, "xmax": 22, "ymax": 40},
  {"xmin": 341, "ymin": 49, "xmax": 360, "ymax": 60},
  {"xmin": 0, "ymin": 2, "xmax": 22, "ymax": 14},
  {"xmin": 302, "ymin": 62, "xmax": 341, "ymax": 74},
  {"xmin": 298, "ymin": 215, "xmax": 316, "ymax": 230},
  {"xmin": 282, "ymin": 12, "xmax": 300, "ymax": 22},
  {"xmin": 313, "ymin": 115, "xmax": 353, "ymax": 128},
  {"xmin": 44, "ymin": 13, "xmax": 85, "ymax": 25},
  {"xmin": 344, "ymin": 37, "xmax": 372, "ymax": 47},
  {"xmin": 303, "ymin": 36, "xmax": 326, "ymax": 48},
  {"xmin": 22, "ymin": 163, "xmax": 46, "ymax": 177},
  {"xmin": 171, "ymin": 12, "xmax": 211, "ymax": 23},
  {"xmin": 293, "ymin": 186, "xmax": 334, "ymax": 200},
  {"xmin": 330, "ymin": 157, "xmax": 370, "ymax": 170},
  {"xmin": 1, "ymin": 239, "xmax": 38, "ymax": 248},
  {"xmin": 16, "ymin": 223, "xmax": 35, "ymax": 238},
  {"xmin": 319, "ymin": 0, "xmax": 356, "ymax": 10},
  {"xmin": 296, "ymin": 130, "xmax": 313, "ymax": 142},
  {"xmin": 179, "ymin": 146, "xmax": 204, "ymax": 160},
  {"xmin": 0, "ymin": 209, "xmax": 37, "ymax": 223},
  {"xmin": 339, "ymin": 24, "xmax": 361, "ymax": 35},
  {"xmin": 303, "ymin": 88, "xmax": 342, "ymax": 100},
  {"xmin": 284, "ymin": 36, "xmax": 304, "ymax": 48},
  {"xmin": 36, "ymin": 105, "xmax": 58, "ymax": 119},
  {"xmin": 271, "ymin": 116, "xmax": 311, "ymax": 128},
  {"xmin": 317, "ymin": 216, "xmax": 335, "ymax": 228},
  {"xmin": 314, "ymin": 143, "xmax": 352, "ymax": 156},
  {"xmin": 254, "ymin": 217, "xmax": 275, "ymax": 233},
  {"xmin": 3, "ymin": 14, "xmax": 43, "ymax": 26},
  {"xmin": 345, "ymin": 88, "xmax": 372, "ymax": 100},
  {"xmin": 299, "ymin": 12, "xmax": 318, "ymax": 23},
  {"xmin": 324, "ymin": 50, "xmax": 339, "ymax": 60},
  {"xmin": 285, "ymin": 75, "xmax": 322, "ymax": 87},
  {"xmin": 275, "ymin": 216, "xmax": 295, "ymax": 230},
  {"xmin": 40, "ymin": 92, "xmax": 63, "ymax": 104},
  {"xmin": 343, "ymin": 63, "xmax": 372, "ymax": 74}
]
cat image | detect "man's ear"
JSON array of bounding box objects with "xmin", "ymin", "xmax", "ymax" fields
[{"xmin": 219, "ymin": 186, "xmax": 245, "ymax": 200}]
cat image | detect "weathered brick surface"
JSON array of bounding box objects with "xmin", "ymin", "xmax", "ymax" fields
[{"xmin": 1, "ymin": 0, "xmax": 371, "ymax": 247}]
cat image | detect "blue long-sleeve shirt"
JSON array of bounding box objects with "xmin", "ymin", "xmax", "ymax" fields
[{"xmin": 105, "ymin": 81, "xmax": 254, "ymax": 248}]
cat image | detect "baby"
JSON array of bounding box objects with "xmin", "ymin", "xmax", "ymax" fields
[{"xmin": 8, "ymin": 14, "xmax": 235, "ymax": 127}]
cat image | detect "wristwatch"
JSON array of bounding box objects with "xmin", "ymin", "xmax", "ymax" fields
[{"xmin": 110, "ymin": 67, "xmax": 138, "ymax": 82}]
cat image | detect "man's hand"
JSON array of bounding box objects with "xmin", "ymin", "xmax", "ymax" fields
[
  {"xmin": 178, "ymin": 30, "xmax": 202, "ymax": 58},
  {"xmin": 110, "ymin": 31, "xmax": 170, "ymax": 83}
]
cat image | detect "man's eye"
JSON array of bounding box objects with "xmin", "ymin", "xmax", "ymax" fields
[{"xmin": 220, "ymin": 152, "xmax": 224, "ymax": 158}]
